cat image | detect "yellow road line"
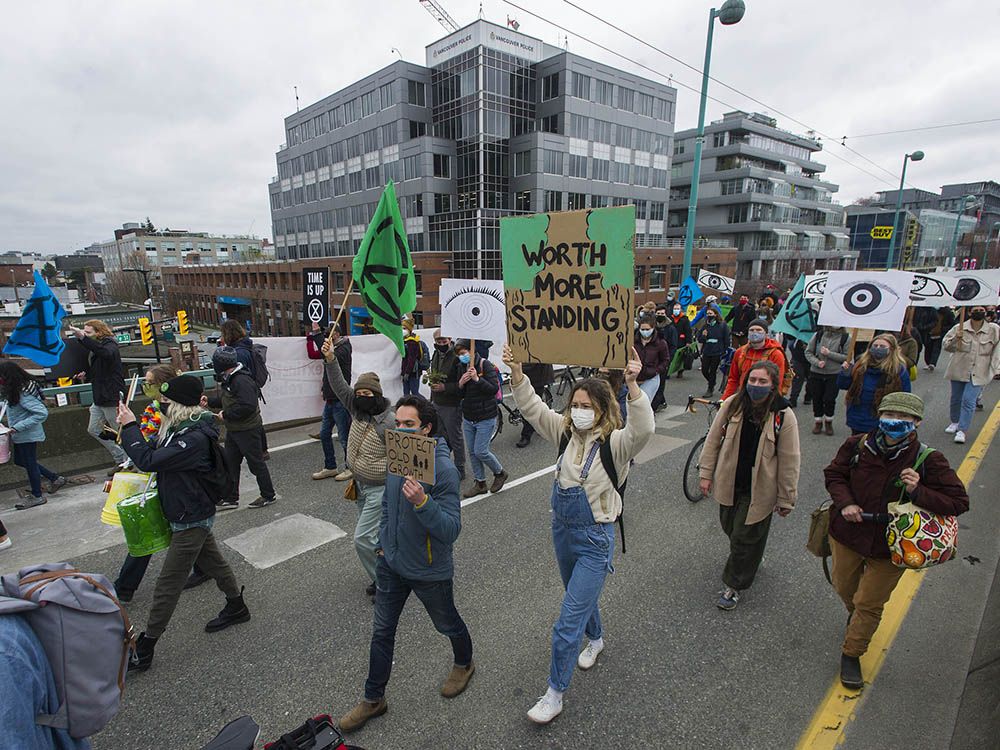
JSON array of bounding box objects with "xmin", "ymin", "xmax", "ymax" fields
[{"xmin": 796, "ymin": 397, "xmax": 1000, "ymax": 749}]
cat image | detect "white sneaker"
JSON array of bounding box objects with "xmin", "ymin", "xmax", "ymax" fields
[
  {"xmin": 577, "ymin": 639, "xmax": 604, "ymax": 670},
  {"xmin": 0, "ymin": 537, "xmax": 11, "ymax": 551},
  {"xmin": 945, "ymin": 423, "xmax": 959, "ymax": 434},
  {"xmin": 311, "ymin": 468, "xmax": 338, "ymax": 480},
  {"xmin": 954, "ymin": 430, "xmax": 966, "ymax": 444},
  {"xmin": 527, "ymin": 692, "xmax": 563, "ymax": 725}
]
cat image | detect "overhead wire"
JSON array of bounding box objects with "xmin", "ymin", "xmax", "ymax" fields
[{"xmin": 843, "ymin": 117, "xmax": 1000, "ymax": 140}]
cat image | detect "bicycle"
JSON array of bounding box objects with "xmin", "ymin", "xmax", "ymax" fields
[
  {"xmin": 490, "ymin": 384, "xmax": 554, "ymax": 443},
  {"xmin": 682, "ymin": 394, "xmax": 722, "ymax": 503}
]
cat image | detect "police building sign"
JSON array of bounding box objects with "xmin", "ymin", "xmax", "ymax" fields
[{"xmin": 426, "ymin": 20, "xmax": 545, "ymax": 66}]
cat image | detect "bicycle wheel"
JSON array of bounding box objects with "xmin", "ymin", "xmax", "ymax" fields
[
  {"xmin": 490, "ymin": 414, "xmax": 503, "ymax": 443},
  {"xmin": 682, "ymin": 435, "xmax": 707, "ymax": 503}
]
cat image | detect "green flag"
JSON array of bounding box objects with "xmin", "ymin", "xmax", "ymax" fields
[{"xmin": 352, "ymin": 181, "xmax": 416, "ymax": 355}]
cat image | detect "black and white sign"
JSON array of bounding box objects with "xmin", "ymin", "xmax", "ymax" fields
[
  {"xmin": 817, "ymin": 270, "xmax": 913, "ymax": 331},
  {"xmin": 697, "ymin": 269, "xmax": 736, "ymax": 295},
  {"xmin": 302, "ymin": 267, "xmax": 330, "ymax": 325}
]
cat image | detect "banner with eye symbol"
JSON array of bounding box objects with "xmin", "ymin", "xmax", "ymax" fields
[
  {"xmin": 803, "ymin": 270, "xmax": 831, "ymax": 300},
  {"xmin": 438, "ymin": 278, "xmax": 508, "ymax": 344},
  {"xmin": 697, "ymin": 269, "xmax": 736, "ymax": 295},
  {"xmin": 909, "ymin": 270, "xmax": 1000, "ymax": 307},
  {"xmin": 816, "ymin": 270, "xmax": 914, "ymax": 331}
]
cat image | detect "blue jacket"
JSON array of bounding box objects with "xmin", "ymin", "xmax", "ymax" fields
[
  {"xmin": 837, "ymin": 364, "xmax": 912, "ymax": 433},
  {"xmin": 1, "ymin": 391, "xmax": 49, "ymax": 444},
  {"xmin": 380, "ymin": 438, "xmax": 462, "ymax": 582}
]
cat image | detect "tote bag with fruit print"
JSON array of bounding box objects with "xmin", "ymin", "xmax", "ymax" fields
[{"xmin": 886, "ymin": 445, "xmax": 958, "ymax": 569}]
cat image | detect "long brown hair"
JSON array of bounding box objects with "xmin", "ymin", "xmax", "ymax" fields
[
  {"xmin": 730, "ymin": 360, "xmax": 780, "ymax": 426},
  {"xmin": 846, "ymin": 333, "xmax": 904, "ymax": 413},
  {"xmin": 84, "ymin": 319, "xmax": 114, "ymax": 339},
  {"xmin": 562, "ymin": 377, "xmax": 621, "ymax": 440},
  {"xmin": 221, "ymin": 319, "xmax": 246, "ymax": 345}
]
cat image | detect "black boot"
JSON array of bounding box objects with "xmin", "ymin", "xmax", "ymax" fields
[
  {"xmin": 129, "ymin": 632, "xmax": 157, "ymax": 672},
  {"xmin": 205, "ymin": 587, "xmax": 251, "ymax": 633},
  {"xmin": 840, "ymin": 653, "xmax": 863, "ymax": 690}
]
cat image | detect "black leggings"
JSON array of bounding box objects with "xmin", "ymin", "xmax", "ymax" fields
[
  {"xmin": 702, "ymin": 355, "xmax": 721, "ymax": 391},
  {"xmin": 924, "ymin": 337, "xmax": 943, "ymax": 366},
  {"xmin": 809, "ymin": 374, "xmax": 839, "ymax": 418}
]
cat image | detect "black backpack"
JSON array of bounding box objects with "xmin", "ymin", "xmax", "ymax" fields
[
  {"xmin": 557, "ymin": 434, "xmax": 629, "ymax": 553},
  {"xmin": 250, "ymin": 343, "xmax": 270, "ymax": 389},
  {"xmin": 198, "ymin": 436, "xmax": 235, "ymax": 504}
]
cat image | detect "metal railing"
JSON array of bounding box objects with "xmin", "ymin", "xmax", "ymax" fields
[{"xmin": 41, "ymin": 369, "xmax": 216, "ymax": 408}]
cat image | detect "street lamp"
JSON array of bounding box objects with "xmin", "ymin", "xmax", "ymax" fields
[
  {"xmin": 681, "ymin": 0, "xmax": 746, "ymax": 283},
  {"xmin": 948, "ymin": 194, "xmax": 977, "ymax": 268},
  {"xmin": 124, "ymin": 268, "xmax": 162, "ymax": 363},
  {"xmin": 885, "ymin": 150, "xmax": 924, "ymax": 270}
]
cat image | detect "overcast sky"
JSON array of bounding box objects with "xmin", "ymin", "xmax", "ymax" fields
[{"xmin": 2, "ymin": 0, "xmax": 997, "ymax": 254}]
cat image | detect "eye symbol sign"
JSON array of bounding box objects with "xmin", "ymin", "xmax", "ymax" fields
[
  {"xmin": 830, "ymin": 280, "xmax": 902, "ymax": 317},
  {"xmin": 953, "ymin": 278, "xmax": 982, "ymax": 302},
  {"xmin": 443, "ymin": 284, "xmax": 506, "ymax": 332},
  {"xmin": 697, "ymin": 271, "xmax": 735, "ymax": 294},
  {"xmin": 804, "ymin": 276, "xmax": 827, "ymax": 298},
  {"xmin": 910, "ymin": 274, "xmax": 947, "ymax": 300}
]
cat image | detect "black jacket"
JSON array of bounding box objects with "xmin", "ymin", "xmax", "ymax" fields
[
  {"xmin": 206, "ymin": 366, "xmax": 262, "ymax": 432},
  {"xmin": 672, "ymin": 315, "xmax": 693, "ymax": 348},
  {"xmin": 656, "ymin": 321, "xmax": 679, "ymax": 352},
  {"xmin": 459, "ymin": 356, "xmax": 500, "ymax": 423},
  {"xmin": 522, "ymin": 363, "xmax": 554, "ymax": 395},
  {"xmin": 430, "ymin": 347, "xmax": 463, "ymax": 408},
  {"xmin": 726, "ymin": 303, "xmax": 757, "ymax": 336},
  {"xmin": 121, "ymin": 418, "xmax": 219, "ymax": 524},
  {"xmin": 698, "ymin": 320, "xmax": 732, "ymax": 357},
  {"xmin": 80, "ymin": 335, "xmax": 126, "ymax": 407},
  {"xmin": 309, "ymin": 332, "xmax": 352, "ymax": 402}
]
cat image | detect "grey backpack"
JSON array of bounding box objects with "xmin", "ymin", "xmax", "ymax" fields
[{"xmin": 0, "ymin": 563, "xmax": 135, "ymax": 738}]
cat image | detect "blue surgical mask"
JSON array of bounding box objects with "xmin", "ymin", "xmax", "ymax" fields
[
  {"xmin": 395, "ymin": 427, "xmax": 420, "ymax": 434},
  {"xmin": 746, "ymin": 383, "xmax": 771, "ymax": 401},
  {"xmin": 458, "ymin": 353, "xmax": 471, "ymax": 365},
  {"xmin": 748, "ymin": 331, "xmax": 765, "ymax": 344},
  {"xmin": 640, "ymin": 329, "xmax": 653, "ymax": 338},
  {"xmin": 869, "ymin": 346, "xmax": 889, "ymax": 361},
  {"xmin": 879, "ymin": 418, "xmax": 915, "ymax": 440}
]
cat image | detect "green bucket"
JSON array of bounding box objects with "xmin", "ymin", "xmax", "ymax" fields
[{"xmin": 117, "ymin": 489, "xmax": 172, "ymax": 557}]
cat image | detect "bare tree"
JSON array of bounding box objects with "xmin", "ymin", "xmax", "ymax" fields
[{"xmin": 103, "ymin": 250, "xmax": 153, "ymax": 304}]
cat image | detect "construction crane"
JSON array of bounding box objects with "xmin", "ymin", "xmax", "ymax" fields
[{"xmin": 419, "ymin": 0, "xmax": 459, "ymax": 33}]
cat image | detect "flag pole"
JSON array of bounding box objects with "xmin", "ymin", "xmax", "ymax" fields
[
  {"xmin": 328, "ymin": 277, "xmax": 356, "ymax": 343},
  {"xmin": 115, "ymin": 373, "xmax": 140, "ymax": 444}
]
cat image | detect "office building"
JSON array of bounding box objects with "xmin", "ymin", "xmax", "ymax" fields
[
  {"xmin": 846, "ymin": 206, "xmax": 976, "ymax": 269},
  {"xmin": 665, "ymin": 111, "xmax": 856, "ymax": 280},
  {"xmin": 86, "ymin": 223, "xmax": 268, "ymax": 273},
  {"xmin": 268, "ymin": 19, "xmax": 681, "ymax": 277}
]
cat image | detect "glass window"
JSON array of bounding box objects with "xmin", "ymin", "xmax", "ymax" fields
[
  {"xmin": 379, "ymin": 82, "xmax": 394, "ymax": 109},
  {"xmin": 293, "ymin": 187, "xmax": 303, "ymax": 204},
  {"xmin": 383, "ymin": 159, "xmax": 400, "ymax": 183},
  {"xmin": 409, "ymin": 120, "xmax": 427, "ymax": 139},
  {"xmin": 650, "ymin": 201, "xmax": 665, "ymax": 221},
  {"xmin": 651, "ymin": 168, "xmax": 668, "ymax": 189},
  {"xmin": 361, "ymin": 90, "xmax": 378, "ymax": 117},
  {"xmin": 544, "ymin": 190, "xmax": 563, "ymax": 212},
  {"xmin": 542, "ymin": 72, "xmax": 560, "ymax": 100},
  {"xmin": 610, "ymin": 162, "xmax": 630, "ymax": 184},
  {"xmin": 618, "ymin": 87, "xmax": 634, "ymax": 111},
  {"xmin": 593, "ymin": 119, "xmax": 613, "ymax": 144},
  {"xmin": 636, "ymin": 92, "xmax": 655, "ymax": 117},
  {"xmin": 540, "ymin": 114, "xmax": 559, "ymax": 134},
  {"xmin": 317, "ymin": 147, "xmax": 330, "ymax": 168},
  {"xmin": 615, "ymin": 124, "xmax": 632, "ymax": 148},
  {"xmin": 569, "ymin": 113, "xmax": 589, "ymax": 139},
  {"xmin": 513, "ymin": 151, "xmax": 531, "ymax": 176},
  {"xmin": 634, "ymin": 130, "xmax": 653, "ymax": 152},
  {"xmin": 543, "ymin": 150, "xmax": 564, "ymax": 175},
  {"xmin": 433, "ymin": 154, "xmax": 450, "ymax": 178},
  {"xmin": 572, "ymin": 73, "xmax": 591, "ymax": 100},
  {"xmin": 333, "ymin": 175, "xmax": 346, "ymax": 195},
  {"xmin": 515, "ymin": 190, "xmax": 531, "ymax": 212},
  {"xmin": 594, "ymin": 79, "xmax": 614, "ymax": 106},
  {"xmin": 331, "ymin": 106, "xmax": 344, "ymax": 129},
  {"xmin": 403, "ymin": 156, "xmax": 420, "ymax": 180},
  {"xmin": 348, "ymin": 170, "xmax": 363, "ymax": 192},
  {"xmin": 634, "ymin": 266, "xmax": 646, "ymax": 290},
  {"xmin": 634, "ymin": 199, "xmax": 648, "ymax": 219},
  {"xmin": 568, "ymin": 154, "xmax": 588, "ymax": 178},
  {"xmin": 434, "ymin": 193, "xmax": 452, "ymax": 213},
  {"xmin": 407, "ymin": 80, "xmax": 426, "ymax": 106},
  {"xmin": 633, "ymin": 165, "xmax": 650, "ymax": 187},
  {"xmin": 365, "ymin": 165, "xmax": 381, "ymax": 189},
  {"xmin": 404, "ymin": 194, "xmax": 423, "ymax": 217},
  {"xmin": 380, "ymin": 123, "xmax": 397, "ymax": 147},
  {"xmin": 331, "ymin": 141, "xmax": 345, "ymax": 162},
  {"xmin": 568, "ymin": 192, "xmax": 586, "ymax": 210},
  {"xmin": 303, "ymin": 151, "xmax": 316, "ymax": 171},
  {"xmin": 362, "ymin": 128, "xmax": 379, "ymax": 153},
  {"xmin": 344, "ymin": 98, "xmax": 359, "ymax": 123},
  {"xmin": 347, "ymin": 134, "xmax": 362, "ymax": 159},
  {"xmin": 654, "ymin": 98, "xmax": 673, "ymax": 121},
  {"xmin": 319, "ymin": 180, "xmax": 331, "ymax": 199},
  {"xmin": 591, "ymin": 194, "xmax": 608, "ymax": 208},
  {"xmin": 650, "ymin": 265, "xmax": 666, "ymax": 289},
  {"xmin": 592, "ymin": 158, "xmax": 610, "ymax": 181}
]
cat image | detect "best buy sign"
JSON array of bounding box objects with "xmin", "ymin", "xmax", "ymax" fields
[{"xmin": 870, "ymin": 226, "xmax": 894, "ymax": 240}]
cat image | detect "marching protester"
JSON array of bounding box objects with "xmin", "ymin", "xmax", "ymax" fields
[
  {"xmin": 68, "ymin": 320, "xmax": 129, "ymax": 475},
  {"xmin": 804, "ymin": 325, "xmax": 851, "ymax": 435},
  {"xmin": 635, "ymin": 315, "xmax": 670, "ymax": 403},
  {"xmin": 206, "ymin": 347, "xmax": 278, "ymax": 509},
  {"xmin": 942, "ymin": 304, "xmax": 1000, "ymax": 444},
  {"xmin": 429, "ymin": 330, "xmax": 466, "ymax": 480},
  {"xmin": 338, "ymin": 396, "xmax": 473, "ymax": 733},
  {"xmin": 503, "ymin": 343, "xmax": 653, "ymax": 725},
  {"xmin": 322, "ymin": 339, "xmax": 395, "ymax": 598},
  {"xmin": 922, "ymin": 306, "xmax": 956, "ymax": 371},
  {"xmin": 722, "ymin": 319, "xmax": 788, "ymax": 400},
  {"xmin": 517, "ymin": 362, "xmax": 555, "ymax": 448},
  {"xmin": 696, "ymin": 304, "xmax": 731, "ymax": 398},
  {"xmin": 0, "ymin": 361, "xmax": 67, "ymax": 510},
  {"xmin": 651, "ymin": 304, "xmax": 677, "ymax": 408},
  {"xmin": 699, "ymin": 360, "xmax": 800, "ymax": 610},
  {"xmin": 670, "ymin": 302, "xmax": 692, "ymax": 379},
  {"xmin": 838, "ymin": 333, "xmax": 911, "ymax": 436},
  {"xmin": 117, "ymin": 374, "xmax": 251, "ymax": 672},
  {"xmin": 220, "ymin": 320, "xmax": 268, "ymax": 459},
  {"xmin": 786, "ymin": 337, "xmax": 810, "ymax": 409},
  {"xmin": 823, "ymin": 392, "xmax": 968, "ymax": 690},
  {"xmin": 454, "ymin": 339, "xmax": 507, "ymax": 498},
  {"xmin": 727, "ymin": 295, "xmax": 756, "ymax": 349},
  {"xmin": 307, "ymin": 321, "xmax": 354, "ymax": 481},
  {"xmin": 400, "ymin": 319, "xmax": 428, "ymax": 396}
]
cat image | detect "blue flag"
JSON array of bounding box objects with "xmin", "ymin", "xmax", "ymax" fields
[
  {"xmin": 677, "ymin": 276, "xmax": 704, "ymax": 308},
  {"xmin": 3, "ymin": 271, "xmax": 66, "ymax": 366}
]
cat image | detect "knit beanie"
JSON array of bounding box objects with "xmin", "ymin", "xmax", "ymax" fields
[
  {"xmin": 160, "ymin": 374, "xmax": 204, "ymax": 406},
  {"xmin": 353, "ymin": 372, "xmax": 383, "ymax": 397},
  {"xmin": 212, "ymin": 346, "xmax": 239, "ymax": 374},
  {"xmin": 748, "ymin": 318, "xmax": 770, "ymax": 333}
]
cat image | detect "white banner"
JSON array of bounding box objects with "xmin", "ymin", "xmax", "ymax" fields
[
  {"xmin": 816, "ymin": 270, "xmax": 913, "ymax": 332},
  {"xmin": 908, "ymin": 270, "xmax": 1000, "ymax": 307}
]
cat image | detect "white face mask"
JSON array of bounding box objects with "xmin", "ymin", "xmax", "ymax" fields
[{"xmin": 571, "ymin": 407, "xmax": 595, "ymax": 431}]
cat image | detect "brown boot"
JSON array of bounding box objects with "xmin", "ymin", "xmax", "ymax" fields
[
  {"xmin": 441, "ymin": 661, "xmax": 475, "ymax": 698},
  {"xmin": 812, "ymin": 420, "xmax": 823, "ymax": 435},
  {"xmin": 338, "ymin": 699, "xmax": 387, "ymax": 733},
  {"xmin": 462, "ymin": 480, "xmax": 488, "ymax": 499},
  {"xmin": 489, "ymin": 470, "xmax": 509, "ymax": 493},
  {"xmin": 825, "ymin": 420, "xmax": 835, "ymax": 436}
]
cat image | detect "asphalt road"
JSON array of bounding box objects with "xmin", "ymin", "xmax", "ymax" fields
[{"xmin": 3, "ymin": 368, "xmax": 998, "ymax": 750}]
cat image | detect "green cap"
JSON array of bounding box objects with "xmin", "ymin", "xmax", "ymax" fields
[{"xmin": 878, "ymin": 391, "xmax": 924, "ymax": 419}]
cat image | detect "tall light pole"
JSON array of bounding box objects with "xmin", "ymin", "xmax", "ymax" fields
[
  {"xmin": 125, "ymin": 268, "xmax": 162, "ymax": 363},
  {"xmin": 681, "ymin": 0, "xmax": 746, "ymax": 283},
  {"xmin": 886, "ymin": 150, "xmax": 924, "ymax": 270},
  {"xmin": 948, "ymin": 194, "xmax": 976, "ymax": 268}
]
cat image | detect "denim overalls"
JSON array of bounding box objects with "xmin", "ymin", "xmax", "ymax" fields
[{"xmin": 548, "ymin": 440, "xmax": 617, "ymax": 693}]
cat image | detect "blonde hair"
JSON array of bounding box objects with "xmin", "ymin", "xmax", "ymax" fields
[
  {"xmin": 561, "ymin": 378, "xmax": 622, "ymax": 440},
  {"xmin": 157, "ymin": 404, "xmax": 209, "ymax": 444}
]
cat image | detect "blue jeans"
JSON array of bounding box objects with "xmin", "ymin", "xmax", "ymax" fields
[
  {"xmin": 320, "ymin": 400, "xmax": 352, "ymax": 470},
  {"xmin": 364, "ymin": 557, "xmax": 473, "ymax": 701},
  {"xmin": 462, "ymin": 417, "xmax": 503, "ymax": 482},
  {"xmin": 402, "ymin": 373, "xmax": 421, "ymax": 396},
  {"xmin": 950, "ymin": 380, "xmax": 984, "ymax": 432},
  {"xmin": 12, "ymin": 442, "xmax": 59, "ymax": 498},
  {"xmin": 639, "ymin": 375, "xmax": 660, "ymax": 403},
  {"xmin": 548, "ymin": 479, "xmax": 615, "ymax": 693}
]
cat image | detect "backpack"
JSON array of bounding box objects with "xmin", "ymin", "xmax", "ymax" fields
[
  {"xmin": 250, "ymin": 343, "xmax": 270, "ymax": 389},
  {"xmin": 419, "ymin": 340, "xmax": 430, "ymax": 371},
  {"xmin": 0, "ymin": 563, "xmax": 135, "ymax": 739},
  {"xmin": 198, "ymin": 435, "xmax": 236, "ymax": 504},
  {"xmin": 557, "ymin": 434, "xmax": 629, "ymax": 553}
]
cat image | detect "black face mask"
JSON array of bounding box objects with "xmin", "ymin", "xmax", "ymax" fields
[
  {"xmin": 435, "ymin": 343, "xmax": 450, "ymax": 353},
  {"xmin": 355, "ymin": 395, "xmax": 380, "ymax": 414},
  {"xmin": 971, "ymin": 311, "xmax": 986, "ymax": 321}
]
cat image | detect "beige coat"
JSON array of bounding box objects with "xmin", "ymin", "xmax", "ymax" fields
[
  {"xmin": 943, "ymin": 320, "xmax": 1000, "ymax": 387},
  {"xmin": 698, "ymin": 395, "xmax": 801, "ymax": 525}
]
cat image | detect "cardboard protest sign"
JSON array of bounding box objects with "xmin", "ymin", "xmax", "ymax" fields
[
  {"xmin": 439, "ymin": 279, "xmax": 507, "ymax": 343},
  {"xmin": 909, "ymin": 270, "xmax": 1000, "ymax": 307},
  {"xmin": 385, "ymin": 429, "xmax": 436, "ymax": 484},
  {"xmin": 817, "ymin": 270, "xmax": 913, "ymax": 332},
  {"xmin": 501, "ymin": 206, "xmax": 635, "ymax": 368},
  {"xmin": 677, "ymin": 276, "xmax": 704, "ymax": 307},
  {"xmin": 302, "ymin": 268, "xmax": 330, "ymax": 326},
  {"xmin": 697, "ymin": 269, "xmax": 736, "ymax": 295},
  {"xmin": 771, "ymin": 275, "xmax": 817, "ymax": 342}
]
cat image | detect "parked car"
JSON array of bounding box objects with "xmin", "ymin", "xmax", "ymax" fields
[{"xmin": 205, "ymin": 331, "xmax": 222, "ymax": 344}]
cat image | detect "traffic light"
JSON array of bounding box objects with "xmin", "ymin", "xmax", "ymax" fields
[
  {"xmin": 177, "ymin": 310, "xmax": 190, "ymax": 335},
  {"xmin": 138, "ymin": 317, "xmax": 153, "ymax": 346}
]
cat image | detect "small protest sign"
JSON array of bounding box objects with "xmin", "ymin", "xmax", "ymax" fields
[
  {"xmin": 697, "ymin": 269, "xmax": 736, "ymax": 295},
  {"xmin": 439, "ymin": 278, "xmax": 507, "ymax": 343},
  {"xmin": 386, "ymin": 429, "xmax": 437, "ymax": 484},
  {"xmin": 501, "ymin": 206, "xmax": 635, "ymax": 367},
  {"xmin": 817, "ymin": 270, "xmax": 913, "ymax": 332},
  {"xmin": 302, "ymin": 267, "xmax": 330, "ymax": 326}
]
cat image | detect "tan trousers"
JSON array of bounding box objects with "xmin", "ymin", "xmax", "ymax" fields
[{"xmin": 830, "ymin": 536, "xmax": 906, "ymax": 658}]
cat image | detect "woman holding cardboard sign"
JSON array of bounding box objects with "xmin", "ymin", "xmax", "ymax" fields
[{"xmin": 503, "ymin": 343, "xmax": 653, "ymax": 726}]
